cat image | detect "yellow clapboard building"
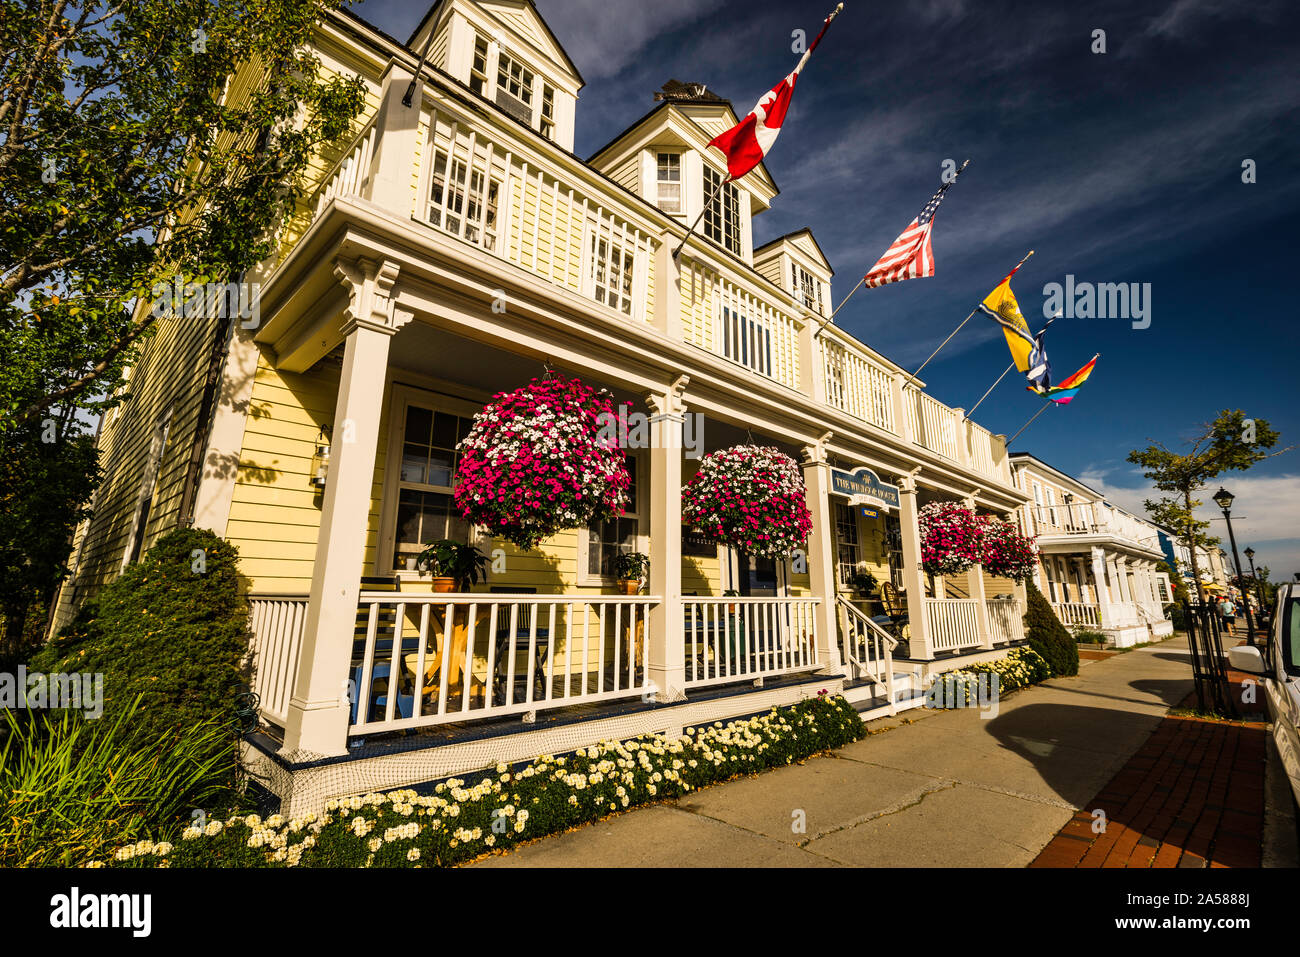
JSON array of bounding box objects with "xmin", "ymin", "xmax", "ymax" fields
[{"xmin": 56, "ymin": 0, "xmax": 1039, "ymax": 813}]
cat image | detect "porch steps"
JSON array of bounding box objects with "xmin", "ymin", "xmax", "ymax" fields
[{"xmin": 840, "ymin": 670, "xmax": 927, "ymax": 717}]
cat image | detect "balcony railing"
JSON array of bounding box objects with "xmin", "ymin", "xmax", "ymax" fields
[
  {"xmin": 682, "ymin": 597, "xmax": 820, "ymax": 689},
  {"xmin": 820, "ymin": 332, "xmax": 896, "ymax": 433}
]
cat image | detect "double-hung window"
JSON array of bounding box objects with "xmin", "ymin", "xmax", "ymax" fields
[
  {"xmin": 540, "ymin": 83, "xmax": 556, "ymax": 140},
  {"xmin": 703, "ymin": 165, "xmax": 741, "ymax": 255},
  {"xmin": 588, "ymin": 227, "xmax": 636, "ymax": 315},
  {"xmin": 470, "ymin": 36, "xmax": 490, "ymax": 95},
  {"xmin": 656, "ymin": 153, "xmax": 681, "ymax": 213},
  {"xmin": 495, "ymin": 51, "xmax": 533, "ymax": 123},
  {"xmin": 719, "ymin": 303, "xmax": 772, "ymax": 377},
  {"xmin": 584, "ymin": 459, "xmax": 642, "ymax": 579},
  {"xmin": 794, "ymin": 264, "xmax": 822, "ymax": 313},
  {"xmin": 390, "ymin": 402, "xmax": 475, "ymax": 572},
  {"xmin": 834, "ymin": 503, "xmax": 860, "ymax": 586},
  {"xmin": 427, "ymin": 146, "xmax": 499, "ymax": 250}
]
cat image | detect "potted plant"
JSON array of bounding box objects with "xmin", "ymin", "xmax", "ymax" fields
[
  {"xmin": 723, "ymin": 588, "xmax": 740, "ymax": 613},
  {"xmin": 612, "ymin": 551, "xmax": 649, "ymax": 595},
  {"xmin": 848, "ymin": 569, "xmax": 878, "ymax": 597},
  {"xmin": 416, "ymin": 539, "xmax": 489, "ymax": 593}
]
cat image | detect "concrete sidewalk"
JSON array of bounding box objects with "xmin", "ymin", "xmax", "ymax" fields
[{"xmin": 471, "ymin": 636, "xmax": 1200, "ymax": 867}]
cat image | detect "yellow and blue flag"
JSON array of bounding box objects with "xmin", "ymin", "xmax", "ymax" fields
[{"xmin": 978, "ymin": 251, "xmax": 1035, "ymax": 371}]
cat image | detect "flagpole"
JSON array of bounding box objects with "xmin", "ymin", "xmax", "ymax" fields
[
  {"xmin": 899, "ymin": 249, "xmax": 1035, "ymax": 392},
  {"xmin": 402, "ymin": 23, "xmax": 438, "ymax": 107},
  {"xmin": 1007, "ymin": 401, "xmax": 1053, "ymax": 445},
  {"xmin": 962, "ymin": 361, "xmax": 1015, "ymax": 422},
  {"xmin": 962, "ymin": 313, "xmax": 1058, "ymax": 421},
  {"xmin": 672, "ymin": 174, "xmax": 731, "ymax": 260}
]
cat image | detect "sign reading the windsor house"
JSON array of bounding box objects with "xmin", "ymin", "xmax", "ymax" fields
[{"xmin": 830, "ymin": 466, "xmax": 900, "ymax": 511}]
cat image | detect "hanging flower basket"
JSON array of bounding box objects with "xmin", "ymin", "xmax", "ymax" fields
[
  {"xmin": 978, "ymin": 515, "xmax": 1039, "ymax": 581},
  {"xmin": 681, "ymin": 445, "xmax": 812, "ymax": 559},
  {"xmin": 918, "ymin": 501, "xmax": 984, "ymax": 576},
  {"xmin": 453, "ymin": 375, "xmax": 631, "ymax": 551}
]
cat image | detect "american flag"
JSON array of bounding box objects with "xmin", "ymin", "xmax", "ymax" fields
[{"xmin": 864, "ymin": 160, "xmax": 969, "ymax": 288}]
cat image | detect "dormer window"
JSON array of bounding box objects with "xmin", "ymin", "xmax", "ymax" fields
[
  {"xmin": 470, "ymin": 36, "xmax": 489, "ymax": 96},
  {"xmin": 794, "ymin": 264, "xmax": 823, "ymax": 312},
  {"xmin": 703, "ymin": 166, "xmax": 741, "ymax": 255},
  {"xmin": 496, "ymin": 51, "xmax": 534, "ymax": 123},
  {"xmin": 540, "ymin": 83, "xmax": 556, "ymax": 141},
  {"xmin": 656, "ymin": 153, "xmax": 681, "ymax": 213}
]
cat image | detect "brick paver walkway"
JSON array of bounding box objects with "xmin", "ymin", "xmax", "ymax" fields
[{"xmin": 1030, "ymin": 711, "xmax": 1268, "ymax": 868}]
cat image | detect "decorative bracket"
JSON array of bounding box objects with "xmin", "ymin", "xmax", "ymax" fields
[{"xmin": 334, "ymin": 258, "xmax": 411, "ymax": 336}]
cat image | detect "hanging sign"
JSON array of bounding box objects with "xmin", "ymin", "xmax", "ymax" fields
[{"xmin": 830, "ymin": 466, "xmax": 900, "ymax": 511}]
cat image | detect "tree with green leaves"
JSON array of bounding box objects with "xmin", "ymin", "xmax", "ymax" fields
[
  {"xmin": 1128, "ymin": 411, "xmax": 1288, "ymax": 604},
  {"xmin": 0, "ymin": 0, "xmax": 366, "ymax": 435},
  {"xmin": 0, "ymin": 419, "xmax": 98, "ymax": 667}
]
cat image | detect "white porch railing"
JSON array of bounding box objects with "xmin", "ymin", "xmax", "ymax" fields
[
  {"xmin": 1052, "ymin": 601, "xmax": 1102, "ymax": 628},
  {"xmin": 836, "ymin": 597, "xmax": 896, "ymax": 696},
  {"xmin": 351, "ymin": 594, "xmax": 658, "ymax": 733},
  {"xmin": 925, "ymin": 598, "xmax": 983, "ymax": 652},
  {"xmin": 985, "ymin": 598, "xmax": 1025, "ymax": 643},
  {"xmin": 682, "ymin": 597, "xmax": 820, "ymax": 689},
  {"xmin": 247, "ymin": 594, "xmax": 310, "ymax": 727}
]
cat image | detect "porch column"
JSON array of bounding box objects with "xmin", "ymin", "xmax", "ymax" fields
[
  {"xmin": 964, "ymin": 495, "xmax": 993, "ymax": 649},
  {"xmin": 891, "ymin": 372, "xmax": 916, "ymax": 445},
  {"xmin": 800, "ymin": 433, "xmax": 844, "ymax": 675},
  {"xmin": 281, "ymin": 259, "xmax": 407, "ymax": 757},
  {"xmin": 1092, "ymin": 546, "xmax": 1113, "ymax": 631},
  {"xmin": 644, "ymin": 379, "xmax": 688, "ymax": 703},
  {"xmin": 799, "ymin": 320, "xmax": 826, "ymax": 403},
  {"xmin": 899, "ymin": 469, "xmax": 933, "ymax": 659}
]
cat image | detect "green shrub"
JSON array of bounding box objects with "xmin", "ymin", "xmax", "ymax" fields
[
  {"xmin": 1022, "ymin": 581, "xmax": 1078, "ymax": 676},
  {"xmin": 29, "ymin": 527, "xmax": 253, "ymax": 748},
  {"xmin": 0, "ymin": 699, "xmax": 238, "ymax": 866},
  {"xmin": 1073, "ymin": 629, "xmax": 1106, "ymax": 644},
  {"xmin": 97, "ymin": 693, "xmax": 867, "ymax": 868}
]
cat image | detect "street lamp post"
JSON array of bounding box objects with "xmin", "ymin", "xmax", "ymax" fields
[
  {"xmin": 1212, "ymin": 487, "xmax": 1257, "ymax": 646},
  {"xmin": 1244, "ymin": 546, "xmax": 1269, "ymax": 632}
]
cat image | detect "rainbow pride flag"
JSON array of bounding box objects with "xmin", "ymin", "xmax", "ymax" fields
[{"xmin": 1028, "ymin": 354, "xmax": 1098, "ymax": 405}]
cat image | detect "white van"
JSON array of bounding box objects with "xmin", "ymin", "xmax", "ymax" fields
[{"xmin": 1229, "ymin": 583, "xmax": 1300, "ymax": 807}]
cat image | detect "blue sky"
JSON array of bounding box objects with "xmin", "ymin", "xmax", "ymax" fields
[{"xmin": 355, "ymin": 0, "xmax": 1300, "ymax": 579}]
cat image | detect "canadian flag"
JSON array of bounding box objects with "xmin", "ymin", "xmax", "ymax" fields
[{"xmin": 707, "ymin": 5, "xmax": 842, "ymax": 181}]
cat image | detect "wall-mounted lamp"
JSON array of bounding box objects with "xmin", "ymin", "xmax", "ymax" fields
[{"xmin": 310, "ymin": 425, "xmax": 332, "ymax": 489}]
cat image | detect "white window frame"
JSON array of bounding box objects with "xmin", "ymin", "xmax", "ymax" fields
[
  {"xmin": 470, "ymin": 34, "xmax": 490, "ymax": 96},
  {"xmin": 423, "ymin": 136, "xmax": 502, "ymax": 253},
  {"xmin": 377, "ymin": 385, "xmax": 485, "ymax": 580},
  {"xmin": 581, "ymin": 220, "xmax": 642, "ymax": 319},
  {"xmin": 577, "ymin": 454, "xmax": 647, "ymax": 586},
  {"xmin": 495, "ymin": 49, "xmax": 534, "ymax": 123},
  {"xmin": 702, "ymin": 164, "xmax": 742, "ymax": 255},
  {"xmin": 718, "ymin": 299, "xmax": 773, "ymax": 377},
  {"xmin": 793, "ymin": 263, "xmax": 823, "ymax": 313},
  {"xmin": 540, "ymin": 82, "xmax": 556, "ymax": 141},
  {"xmin": 655, "ymin": 152, "xmax": 682, "ymax": 214}
]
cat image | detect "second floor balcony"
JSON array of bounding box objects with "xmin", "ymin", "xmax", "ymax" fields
[{"xmin": 283, "ymin": 63, "xmax": 1015, "ymax": 493}]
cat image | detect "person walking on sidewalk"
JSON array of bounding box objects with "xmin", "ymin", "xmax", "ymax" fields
[{"xmin": 1219, "ymin": 595, "xmax": 1237, "ymax": 637}]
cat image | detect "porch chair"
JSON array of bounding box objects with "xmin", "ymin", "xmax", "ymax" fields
[
  {"xmin": 490, "ymin": 587, "xmax": 551, "ymax": 706},
  {"xmin": 876, "ymin": 582, "xmax": 909, "ymax": 644},
  {"xmin": 349, "ymin": 661, "xmax": 414, "ymax": 725}
]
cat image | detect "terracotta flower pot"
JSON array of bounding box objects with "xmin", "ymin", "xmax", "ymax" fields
[
  {"xmin": 618, "ymin": 579, "xmax": 640, "ymax": 596},
  {"xmin": 432, "ymin": 577, "xmax": 456, "ymax": 594}
]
